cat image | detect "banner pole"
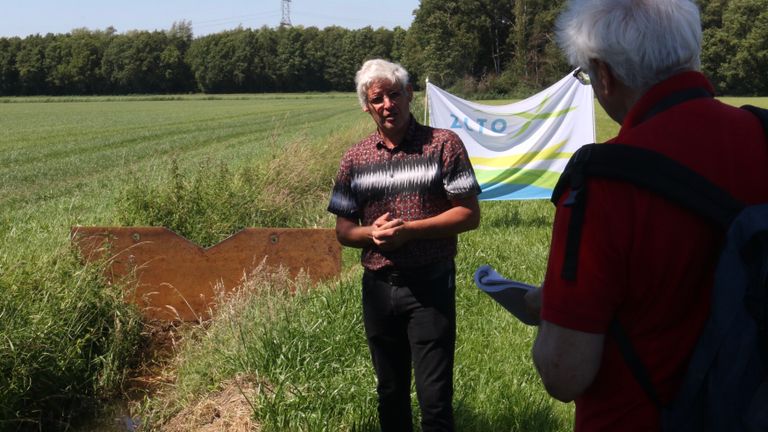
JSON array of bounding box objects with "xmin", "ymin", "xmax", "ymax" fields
[
  {"xmin": 424, "ymin": 77, "xmax": 429, "ymax": 125},
  {"xmin": 592, "ymin": 103, "xmax": 597, "ymax": 141}
]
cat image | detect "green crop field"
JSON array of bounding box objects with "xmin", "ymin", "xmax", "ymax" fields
[
  {"xmin": 1, "ymin": 94, "xmax": 364, "ymax": 245},
  {"xmin": 1, "ymin": 94, "xmax": 766, "ymax": 431}
]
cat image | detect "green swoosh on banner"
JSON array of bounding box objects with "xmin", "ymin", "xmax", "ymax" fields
[
  {"xmin": 472, "ymin": 167, "xmax": 563, "ymax": 189},
  {"xmin": 507, "ymin": 96, "xmax": 578, "ymax": 139},
  {"xmin": 470, "ymin": 140, "xmax": 573, "ymax": 168}
]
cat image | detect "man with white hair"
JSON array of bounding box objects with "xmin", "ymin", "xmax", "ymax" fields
[
  {"xmin": 526, "ymin": 0, "xmax": 768, "ymax": 430},
  {"xmin": 328, "ymin": 59, "xmax": 481, "ymax": 431}
]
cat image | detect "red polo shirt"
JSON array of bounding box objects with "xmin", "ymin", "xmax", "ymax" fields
[{"xmin": 541, "ymin": 72, "xmax": 768, "ymax": 431}]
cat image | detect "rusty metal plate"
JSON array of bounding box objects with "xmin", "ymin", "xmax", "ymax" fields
[{"xmin": 71, "ymin": 227, "xmax": 341, "ymax": 321}]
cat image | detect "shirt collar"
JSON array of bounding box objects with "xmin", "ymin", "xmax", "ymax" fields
[
  {"xmin": 619, "ymin": 71, "xmax": 715, "ymax": 134},
  {"xmin": 374, "ymin": 115, "xmax": 418, "ymax": 150}
]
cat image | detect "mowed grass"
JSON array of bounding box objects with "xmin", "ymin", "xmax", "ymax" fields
[
  {"xmin": 0, "ymin": 94, "xmax": 370, "ymax": 258},
  {"xmin": 0, "ymin": 94, "xmax": 360, "ymax": 215},
  {"xmin": 1, "ymin": 94, "xmax": 766, "ymax": 431}
]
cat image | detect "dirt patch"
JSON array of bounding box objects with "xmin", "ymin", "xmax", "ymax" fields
[
  {"xmin": 71, "ymin": 320, "xmax": 189, "ymax": 432},
  {"xmin": 124, "ymin": 320, "xmax": 186, "ymax": 398},
  {"xmin": 160, "ymin": 376, "xmax": 259, "ymax": 432},
  {"xmin": 134, "ymin": 321, "xmax": 259, "ymax": 431}
]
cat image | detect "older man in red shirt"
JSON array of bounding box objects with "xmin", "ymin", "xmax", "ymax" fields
[{"xmin": 526, "ymin": 0, "xmax": 768, "ymax": 430}]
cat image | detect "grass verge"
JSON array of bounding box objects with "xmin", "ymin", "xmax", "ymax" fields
[{"xmin": 0, "ymin": 248, "xmax": 142, "ymax": 431}]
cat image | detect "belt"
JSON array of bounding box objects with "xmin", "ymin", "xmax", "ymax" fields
[{"xmin": 367, "ymin": 260, "xmax": 454, "ymax": 286}]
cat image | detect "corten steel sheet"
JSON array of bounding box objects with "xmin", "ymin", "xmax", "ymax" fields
[{"xmin": 71, "ymin": 227, "xmax": 341, "ymax": 321}]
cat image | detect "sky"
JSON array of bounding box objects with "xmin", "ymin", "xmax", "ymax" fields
[{"xmin": 0, "ymin": 0, "xmax": 421, "ymax": 38}]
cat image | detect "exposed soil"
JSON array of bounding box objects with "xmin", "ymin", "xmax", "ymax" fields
[
  {"xmin": 126, "ymin": 320, "xmax": 185, "ymax": 398},
  {"xmin": 76, "ymin": 319, "xmax": 259, "ymax": 432},
  {"xmin": 160, "ymin": 376, "xmax": 258, "ymax": 432},
  {"xmin": 73, "ymin": 320, "xmax": 185, "ymax": 432},
  {"xmin": 133, "ymin": 321, "xmax": 259, "ymax": 432}
]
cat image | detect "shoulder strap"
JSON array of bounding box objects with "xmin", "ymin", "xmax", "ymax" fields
[
  {"xmin": 636, "ymin": 87, "xmax": 711, "ymax": 124},
  {"xmin": 610, "ymin": 320, "xmax": 663, "ymax": 408},
  {"xmin": 552, "ymin": 143, "xmax": 744, "ymax": 281},
  {"xmin": 741, "ymin": 104, "xmax": 768, "ymax": 137}
]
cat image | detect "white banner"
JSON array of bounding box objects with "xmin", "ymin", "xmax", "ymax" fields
[{"xmin": 427, "ymin": 71, "xmax": 595, "ymax": 200}]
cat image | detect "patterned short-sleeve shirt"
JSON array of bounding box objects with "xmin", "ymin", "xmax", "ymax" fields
[{"xmin": 328, "ymin": 116, "xmax": 481, "ymax": 271}]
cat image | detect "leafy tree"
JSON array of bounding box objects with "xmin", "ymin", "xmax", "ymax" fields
[
  {"xmin": 370, "ymin": 27, "xmax": 395, "ymax": 60},
  {"xmin": 475, "ymin": 0, "xmax": 514, "ymax": 76},
  {"xmin": 702, "ymin": 0, "xmax": 768, "ymax": 95},
  {"xmin": 390, "ymin": 26, "xmax": 408, "ymax": 64},
  {"xmin": 314, "ymin": 26, "xmax": 350, "ymax": 90},
  {"xmin": 0, "ymin": 37, "xmax": 21, "ymax": 95},
  {"xmin": 186, "ymin": 33, "xmax": 221, "ymax": 92},
  {"xmin": 102, "ymin": 30, "xmax": 177, "ymax": 93},
  {"xmin": 42, "ymin": 28, "xmax": 112, "ymax": 94},
  {"xmin": 403, "ymin": 0, "xmax": 566, "ymax": 93},
  {"xmin": 402, "ymin": 0, "xmax": 480, "ymax": 87},
  {"xmin": 699, "ymin": 0, "xmax": 729, "ymax": 28},
  {"xmin": 42, "ymin": 34, "xmax": 67, "ymax": 93},
  {"xmin": 15, "ymin": 34, "xmax": 50, "ymax": 95},
  {"xmin": 498, "ymin": 0, "xmax": 568, "ymax": 92},
  {"xmin": 186, "ymin": 28, "xmax": 262, "ymax": 93},
  {"xmin": 168, "ymin": 20, "xmax": 193, "ymax": 50},
  {"xmin": 253, "ymin": 27, "xmax": 279, "ymax": 92},
  {"xmin": 163, "ymin": 21, "xmax": 195, "ymax": 92},
  {"xmin": 274, "ymin": 26, "xmax": 311, "ymax": 91},
  {"xmin": 300, "ymin": 26, "xmax": 329, "ymax": 91}
]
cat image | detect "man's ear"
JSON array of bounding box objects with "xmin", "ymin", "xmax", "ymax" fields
[
  {"xmin": 593, "ymin": 59, "xmax": 615, "ymax": 97},
  {"xmin": 406, "ymin": 84, "xmax": 414, "ymax": 102},
  {"xmin": 362, "ymin": 103, "xmax": 370, "ymax": 113},
  {"xmin": 589, "ymin": 58, "xmax": 635, "ymax": 124}
]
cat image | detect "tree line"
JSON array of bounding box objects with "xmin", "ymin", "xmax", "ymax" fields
[{"xmin": 0, "ymin": 0, "xmax": 766, "ymax": 97}]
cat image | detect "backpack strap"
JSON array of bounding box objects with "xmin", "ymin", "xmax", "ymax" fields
[
  {"xmin": 610, "ymin": 320, "xmax": 664, "ymax": 408},
  {"xmin": 552, "ymin": 144, "xmax": 743, "ymax": 281},
  {"xmin": 741, "ymin": 105, "xmax": 768, "ymax": 133},
  {"xmin": 636, "ymin": 87, "xmax": 711, "ymax": 124}
]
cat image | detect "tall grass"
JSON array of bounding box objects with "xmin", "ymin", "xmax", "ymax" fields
[
  {"xmin": 115, "ymin": 117, "xmax": 369, "ymax": 246},
  {"xmin": 173, "ymin": 270, "xmax": 378, "ymax": 431},
  {"xmin": 0, "ymin": 249, "xmax": 142, "ymax": 431}
]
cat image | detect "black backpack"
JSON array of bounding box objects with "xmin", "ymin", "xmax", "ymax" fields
[{"xmin": 551, "ymin": 105, "xmax": 768, "ymax": 431}]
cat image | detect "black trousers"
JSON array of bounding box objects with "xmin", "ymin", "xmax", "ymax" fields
[{"xmin": 362, "ymin": 261, "xmax": 456, "ymax": 432}]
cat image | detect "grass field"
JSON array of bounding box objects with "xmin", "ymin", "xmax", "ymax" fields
[
  {"xmin": 1, "ymin": 95, "xmax": 362, "ymax": 228},
  {"xmin": 0, "ymin": 93, "xmax": 367, "ymax": 430},
  {"xmin": 1, "ymin": 93, "xmax": 766, "ymax": 431}
]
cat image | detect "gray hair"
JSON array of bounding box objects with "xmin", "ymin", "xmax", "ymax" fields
[
  {"xmin": 556, "ymin": 0, "xmax": 702, "ymax": 92},
  {"xmin": 355, "ymin": 59, "xmax": 410, "ymax": 108}
]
